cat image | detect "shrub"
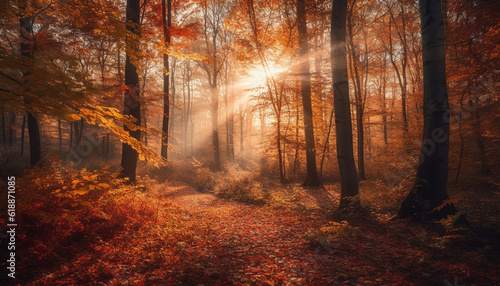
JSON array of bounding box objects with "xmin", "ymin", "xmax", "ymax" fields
[{"xmin": 211, "ymin": 164, "xmax": 269, "ymax": 205}]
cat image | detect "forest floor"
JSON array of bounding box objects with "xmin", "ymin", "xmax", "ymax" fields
[{"xmin": 7, "ymin": 171, "xmax": 499, "ymax": 286}]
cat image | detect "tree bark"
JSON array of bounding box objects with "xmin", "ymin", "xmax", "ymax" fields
[
  {"xmin": 297, "ymin": 0, "xmax": 320, "ymax": 187},
  {"xmin": 120, "ymin": 0, "xmax": 142, "ymax": 183},
  {"xmin": 398, "ymin": 0, "xmax": 457, "ymax": 220},
  {"xmin": 161, "ymin": 0, "xmax": 171, "ymax": 168},
  {"xmin": 58, "ymin": 118, "xmax": 62, "ymax": 155},
  {"xmin": 20, "ymin": 14, "xmax": 41, "ymax": 166},
  {"xmin": 9, "ymin": 112, "xmax": 16, "ymax": 146},
  {"xmin": 331, "ymin": 0, "xmax": 359, "ymax": 208},
  {"xmin": 169, "ymin": 58, "xmax": 176, "ymax": 141},
  {"xmin": 347, "ymin": 9, "xmax": 365, "ymax": 180},
  {"xmin": 20, "ymin": 116, "xmax": 26, "ymax": 156},
  {"xmin": 1, "ymin": 115, "xmax": 5, "ymax": 146}
]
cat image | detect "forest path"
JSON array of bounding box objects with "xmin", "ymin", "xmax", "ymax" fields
[
  {"xmin": 156, "ymin": 184, "xmax": 330, "ymax": 284},
  {"xmin": 148, "ymin": 184, "xmax": 492, "ymax": 286}
]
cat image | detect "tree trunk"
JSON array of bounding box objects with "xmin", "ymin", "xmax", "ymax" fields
[
  {"xmin": 27, "ymin": 113, "xmax": 41, "ymax": 166},
  {"xmin": 2, "ymin": 114, "xmax": 6, "ymax": 146},
  {"xmin": 120, "ymin": 0, "xmax": 142, "ymax": 183},
  {"xmin": 185, "ymin": 63, "xmax": 193, "ymax": 155},
  {"xmin": 169, "ymin": 58, "xmax": 176, "ymax": 141},
  {"xmin": 105, "ymin": 133, "xmax": 110, "ymax": 162},
  {"xmin": 398, "ymin": 0, "xmax": 457, "ymax": 220},
  {"xmin": 20, "ymin": 116, "xmax": 26, "ymax": 156},
  {"xmin": 58, "ymin": 118, "xmax": 62, "ymax": 155},
  {"xmin": 227, "ymin": 69, "xmax": 235, "ymax": 161},
  {"xmin": 297, "ymin": 0, "xmax": 320, "ymax": 187},
  {"xmin": 239, "ymin": 104, "xmax": 244, "ymax": 153},
  {"xmin": 9, "ymin": 112, "xmax": 16, "ymax": 146},
  {"xmin": 20, "ymin": 14, "xmax": 41, "ymax": 166},
  {"xmin": 161, "ymin": 0, "xmax": 171, "ymax": 169},
  {"xmin": 331, "ymin": 0, "xmax": 359, "ymax": 208},
  {"xmin": 472, "ymin": 98, "xmax": 491, "ymax": 175},
  {"xmin": 347, "ymin": 11, "xmax": 365, "ymax": 180},
  {"xmin": 382, "ymin": 56, "xmax": 388, "ymax": 145}
]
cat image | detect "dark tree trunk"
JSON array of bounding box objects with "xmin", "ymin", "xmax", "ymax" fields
[
  {"xmin": 27, "ymin": 113, "xmax": 41, "ymax": 166},
  {"xmin": 398, "ymin": 0, "xmax": 457, "ymax": 220},
  {"xmin": 347, "ymin": 12, "xmax": 365, "ymax": 180},
  {"xmin": 105, "ymin": 133, "xmax": 110, "ymax": 162},
  {"xmin": 293, "ymin": 85, "xmax": 300, "ymax": 177},
  {"xmin": 211, "ymin": 60, "xmax": 221, "ymax": 171},
  {"xmin": 58, "ymin": 118, "xmax": 62, "ymax": 155},
  {"xmin": 161, "ymin": 0, "xmax": 171, "ymax": 166},
  {"xmin": 9, "ymin": 112, "xmax": 16, "ymax": 146},
  {"xmin": 239, "ymin": 104, "xmax": 244, "ymax": 153},
  {"xmin": 297, "ymin": 0, "xmax": 320, "ymax": 187},
  {"xmin": 331, "ymin": 0, "xmax": 359, "ymax": 208},
  {"xmin": 2, "ymin": 114, "xmax": 6, "ymax": 146},
  {"xmin": 20, "ymin": 14, "xmax": 41, "ymax": 166},
  {"xmin": 211, "ymin": 85, "xmax": 222, "ymax": 171},
  {"xmin": 120, "ymin": 0, "xmax": 142, "ymax": 183},
  {"xmin": 320, "ymin": 107, "xmax": 335, "ymax": 178},
  {"xmin": 472, "ymin": 98, "xmax": 491, "ymax": 176},
  {"xmin": 69, "ymin": 120, "xmax": 73, "ymax": 149},
  {"xmin": 20, "ymin": 116, "xmax": 26, "ymax": 156},
  {"xmin": 226, "ymin": 68, "xmax": 235, "ymax": 161},
  {"xmin": 169, "ymin": 58, "xmax": 176, "ymax": 141}
]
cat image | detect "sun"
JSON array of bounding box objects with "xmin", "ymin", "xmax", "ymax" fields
[{"xmin": 244, "ymin": 64, "xmax": 287, "ymax": 90}]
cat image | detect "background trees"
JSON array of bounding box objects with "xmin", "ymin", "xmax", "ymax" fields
[{"xmin": 0, "ymin": 0, "xmax": 497, "ymax": 212}]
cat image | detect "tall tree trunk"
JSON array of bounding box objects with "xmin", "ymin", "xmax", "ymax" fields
[
  {"xmin": 69, "ymin": 121, "xmax": 73, "ymax": 149},
  {"xmin": 117, "ymin": 47, "xmax": 122, "ymax": 83},
  {"xmin": 161, "ymin": 0, "xmax": 171, "ymax": 168},
  {"xmin": 58, "ymin": 118, "xmax": 62, "ymax": 155},
  {"xmin": 227, "ymin": 68, "xmax": 235, "ymax": 161},
  {"xmin": 320, "ymin": 107, "xmax": 335, "ymax": 178},
  {"xmin": 185, "ymin": 62, "xmax": 192, "ymax": 155},
  {"xmin": 105, "ymin": 133, "xmax": 110, "ymax": 162},
  {"xmin": 20, "ymin": 116, "xmax": 26, "ymax": 156},
  {"xmin": 211, "ymin": 59, "xmax": 221, "ymax": 171},
  {"xmin": 1, "ymin": 114, "xmax": 6, "ymax": 146},
  {"xmin": 27, "ymin": 113, "xmax": 41, "ymax": 166},
  {"xmin": 211, "ymin": 83, "xmax": 221, "ymax": 170},
  {"xmin": 297, "ymin": 0, "xmax": 320, "ymax": 186},
  {"xmin": 331, "ymin": 0, "xmax": 359, "ymax": 208},
  {"xmin": 277, "ymin": 118, "xmax": 285, "ymax": 183},
  {"xmin": 120, "ymin": 0, "xmax": 142, "ymax": 183},
  {"xmin": 398, "ymin": 0, "xmax": 457, "ymax": 220},
  {"xmin": 347, "ymin": 11, "xmax": 365, "ymax": 180},
  {"xmin": 20, "ymin": 14, "xmax": 41, "ymax": 166},
  {"xmin": 472, "ymin": 98, "xmax": 491, "ymax": 175},
  {"xmin": 9, "ymin": 112, "xmax": 16, "ymax": 146},
  {"xmin": 293, "ymin": 85, "xmax": 300, "ymax": 177},
  {"xmin": 382, "ymin": 54, "xmax": 388, "ymax": 145},
  {"xmin": 239, "ymin": 104, "xmax": 244, "ymax": 153},
  {"xmin": 387, "ymin": 16, "xmax": 408, "ymax": 135},
  {"xmin": 224, "ymin": 64, "xmax": 230, "ymax": 159},
  {"xmin": 169, "ymin": 58, "xmax": 176, "ymax": 141}
]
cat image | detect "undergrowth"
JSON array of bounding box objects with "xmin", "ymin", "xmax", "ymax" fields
[{"xmin": 0, "ymin": 160, "xmax": 214, "ymax": 285}]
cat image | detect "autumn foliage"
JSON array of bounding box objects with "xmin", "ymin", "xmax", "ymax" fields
[{"xmin": 0, "ymin": 0, "xmax": 499, "ymax": 284}]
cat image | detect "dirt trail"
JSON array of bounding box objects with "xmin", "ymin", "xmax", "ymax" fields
[
  {"xmin": 152, "ymin": 184, "xmax": 493, "ymax": 286},
  {"xmin": 157, "ymin": 184, "xmax": 328, "ymax": 285}
]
